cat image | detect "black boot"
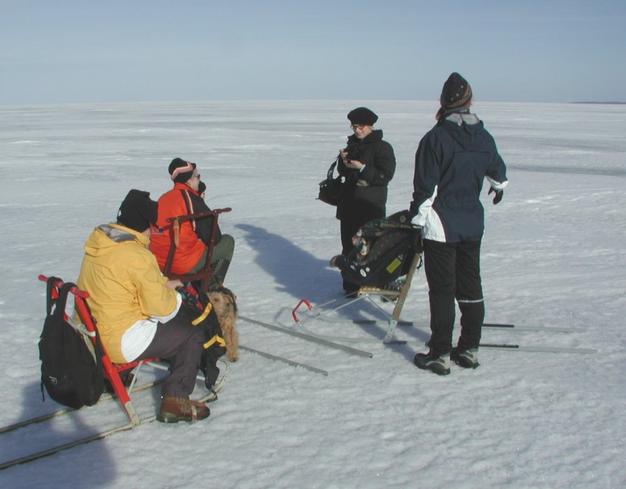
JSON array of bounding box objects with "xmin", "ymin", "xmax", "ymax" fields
[
  {"xmin": 451, "ymin": 347, "xmax": 480, "ymax": 369},
  {"xmin": 413, "ymin": 350, "xmax": 451, "ymax": 376}
]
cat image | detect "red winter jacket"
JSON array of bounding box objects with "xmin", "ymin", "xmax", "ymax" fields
[{"xmin": 150, "ymin": 183, "xmax": 206, "ymax": 275}]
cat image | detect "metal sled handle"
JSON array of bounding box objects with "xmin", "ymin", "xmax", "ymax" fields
[
  {"xmin": 38, "ymin": 274, "xmax": 89, "ymax": 299},
  {"xmin": 292, "ymin": 298, "xmax": 312, "ymax": 322}
]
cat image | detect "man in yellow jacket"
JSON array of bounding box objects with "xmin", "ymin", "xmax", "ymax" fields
[{"xmin": 77, "ymin": 189, "xmax": 210, "ymax": 423}]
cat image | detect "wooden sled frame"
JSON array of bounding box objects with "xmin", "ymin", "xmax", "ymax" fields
[
  {"xmin": 162, "ymin": 207, "xmax": 231, "ymax": 293},
  {"xmin": 39, "ymin": 275, "xmax": 155, "ymax": 426},
  {"xmin": 292, "ymin": 252, "xmax": 423, "ymax": 343}
]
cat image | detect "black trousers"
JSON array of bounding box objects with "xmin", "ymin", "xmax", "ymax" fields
[
  {"xmin": 137, "ymin": 309, "xmax": 205, "ymax": 398},
  {"xmin": 423, "ymin": 239, "xmax": 485, "ymax": 355}
]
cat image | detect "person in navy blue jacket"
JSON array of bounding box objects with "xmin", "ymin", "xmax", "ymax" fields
[{"xmin": 409, "ymin": 72, "xmax": 508, "ymax": 375}]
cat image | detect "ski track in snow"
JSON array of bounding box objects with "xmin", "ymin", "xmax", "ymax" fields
[{"xmin": 0, "ymin": 100, "xmax": 625, "ymax": 489}]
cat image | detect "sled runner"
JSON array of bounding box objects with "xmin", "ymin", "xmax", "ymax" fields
[
  {"xmin": 161, "ymin": 207, "xmax": 232, "ymax": 293},
  {"xmin": 0, "ymin": 276, "xmax": 229, "ymax": 471},
  {"xmin": 293, "ymin": 212, "xmax": 423, "ymax": 343}
]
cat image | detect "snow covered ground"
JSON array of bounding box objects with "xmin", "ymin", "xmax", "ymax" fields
[{"xmin": 0, "ymin": 100, "xmax": 625, "ymax": 488}]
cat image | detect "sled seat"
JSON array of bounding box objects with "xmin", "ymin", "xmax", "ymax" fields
[
  {"xmin": 292, "ymin": 251, "xmax": 423, "ymax": 343},
  {"xmin": 39, "ymin": 275, "xmax": 155, "ymax": 426},
  {"xmin": 161, "ymin": 207, "xmax": 231, "ymax": 293},
  {"xmin": 355, "ymin": 251, "xmax": 422, "ymax": 313}
]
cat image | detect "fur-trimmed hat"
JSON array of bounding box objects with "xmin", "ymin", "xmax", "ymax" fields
[
  {"xmin": 117, "ymin": 189, "xmax": 158, "ymax": 232},
  {"xmin": 168, "ymin": 157, "xmax": 197, "ymax": 183},
  {"xmin": 347, "ymin": 107, "xmax": 378, "ymax": 126}
]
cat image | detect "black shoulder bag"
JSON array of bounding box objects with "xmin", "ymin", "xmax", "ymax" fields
[{"xmin": 318, "ymin": 159, "xmax": 344, "ymax": 206}]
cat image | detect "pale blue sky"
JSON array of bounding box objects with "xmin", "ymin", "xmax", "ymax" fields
[{"xmin": 1, "ymin": 0, "xmax": 625, "ymax": 104}]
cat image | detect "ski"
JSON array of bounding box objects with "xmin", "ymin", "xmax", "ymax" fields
[
  {"xmin": 353, "ymin": 319, "xmax": 413, "ymax": 327},
  {"xmin": 0, "ymin": 417, "xmax": 146, "ymax": 471},
  {"xmin": 482, "ymin": 323, "xmax": 579, "ymax": 333},
  {"xmin": 239, "ymin": 315, "xmax": 373, "ymax": 358},
  {"xmin": 342, "ymin": 339, "xmax": 596, "ymax": 354},
  {"xmin": 354, "ymin": 319, "xmax": 579, "ymax": 333},
  {"xmin": 240, "ymin": 344, "xmax": 329, "ymax": 376},
  {"xmin": 479, "ymin": 343, "xmax": 597, "ymax": 354},
  {"xmin": 0, "ymin": 378, "xmax": 163, "ymax": 435},
  {"xmin": 0, "ymin": 377, "xmax": 223, "ymax": 471},
  {"xmin": 0, "ymin": 358, "xmax": 216, "ymax": 436}
]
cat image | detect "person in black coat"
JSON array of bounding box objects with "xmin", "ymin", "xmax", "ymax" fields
[
  {"xmin": 409, "ymin": 73, "xmax": 508, "ymax": 375},
  {"xmin": 336, "ymin": 107, "xmax": 396, "ymax": 293}
]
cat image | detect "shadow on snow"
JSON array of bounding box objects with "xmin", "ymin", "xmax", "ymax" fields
[{"xmin": 236, "ymin": 223, "xmax": 428, "ymax": 362}]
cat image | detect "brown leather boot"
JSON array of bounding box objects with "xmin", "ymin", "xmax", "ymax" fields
[{"xmin": 157, "ymin": 395, "xmax": 210, "ymax": 423}]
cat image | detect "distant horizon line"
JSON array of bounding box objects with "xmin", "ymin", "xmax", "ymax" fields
[
  {"xmin": 571, "ymin": 101, "xmax": 626, "ymax": 105},
  {"xmin": 1, "ymin": 98, "xmax": 625, "ymax": 109}
]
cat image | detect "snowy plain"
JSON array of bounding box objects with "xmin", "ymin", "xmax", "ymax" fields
[{"xmin": 0, "ymin": 100, "xmax": 625, "ymax": 489}]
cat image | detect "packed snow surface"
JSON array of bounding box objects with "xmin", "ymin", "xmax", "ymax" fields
[{"xmin": 0, "ymin": 100, "xmax": 625, "ymax": 488}]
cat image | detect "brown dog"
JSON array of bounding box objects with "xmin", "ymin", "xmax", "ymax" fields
[{"xmin": 206, "ymin": 286, "xmax": 238, "ymax": 362}]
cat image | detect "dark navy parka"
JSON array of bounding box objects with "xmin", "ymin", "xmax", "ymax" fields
[{"xmin": 409, "ymin": 113, "xmax": 508, "ymax": 242}]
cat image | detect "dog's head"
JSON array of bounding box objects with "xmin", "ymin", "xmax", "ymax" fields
[{"xmin": 207, "ymin": 286, "xmax": 238, "ymax": 362}]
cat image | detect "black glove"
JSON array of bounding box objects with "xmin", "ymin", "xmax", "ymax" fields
[
  {"xmin": 488, "ymin": 187, "xmax": 504, "ymax": 205},
  {"xmin": 414, "ymin": 225, "xmax": 424, "ymax": 251}
]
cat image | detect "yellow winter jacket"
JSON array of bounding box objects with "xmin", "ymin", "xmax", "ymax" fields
[{"xmin": 77, "ymin": 223, "xmax": 177, "ymax": 363}]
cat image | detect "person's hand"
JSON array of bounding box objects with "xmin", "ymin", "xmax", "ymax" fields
[
  {"xmin": 340, "ymin": 149, "xmax": 349, "ymax": 163},
  {"xmin": 488, "ymin": 187, "xmax": 504, "ymax": 205},
  {"xmin": 176, "ymin": 283, "xmax": 202, "ymax": 309},
  {"xmin": 166, "ymin": 279, "xmax": 183, "ymax": 290},
  {"xmin": 346, "ymin": 159, "xmax": 364, "ymax": 170}
]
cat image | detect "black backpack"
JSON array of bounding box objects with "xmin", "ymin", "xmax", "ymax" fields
[
  {"xmin": 39, "ymin": 277, "xmax": 105, "ymax": 409},
  {"xmin": 338, "ymin": 211, "xmax": 422, "ymax": 287}
]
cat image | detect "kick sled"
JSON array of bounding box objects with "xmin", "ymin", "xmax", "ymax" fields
[
  {"xmin": 292, "ymin": 212, "xmax": 423, "ymax": 343},
  {"xmin": 39, "ymin": 275, "xmax": 167, "ymax": 426},
  {"xmin": 37, "ymin": 275, "xmax": 228, "ymax": 423},
  {"xmin": 0, "ymin": 276, "xmax": 225, "ymax": 471}
]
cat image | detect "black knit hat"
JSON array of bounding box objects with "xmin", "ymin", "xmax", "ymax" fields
[
  {"xmin": 117, "ymin": 189, "xmax": 158, "ymax": 232},
  {"xmin": 440, "ymin": 72, "xmax": 472, "ymax": 110},
  {"xmin": 168, "ymin": 157, "xmax": 197, "ymax": 183},
  {"xmin": 347, "ymin": 107, "xmax": 378, "ymax": 126}
]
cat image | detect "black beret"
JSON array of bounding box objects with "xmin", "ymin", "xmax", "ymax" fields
[
  {"xmin": 168, "ymin": 157, "xmax": 197, "ymax": 183},
  {"xmin": 347, "ymin": 107, "xmax": 378, "ymax": 126},
  {"xmin": 117, "ymin": 189, "xmax": 158, "ymax": 233}
]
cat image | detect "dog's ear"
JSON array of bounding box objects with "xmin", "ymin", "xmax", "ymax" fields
[
  {"xmin": 208, "ymin": 285, "xmax": 237, "ymax": 315},
  {"xmin": 207, "ymin": 291, "xmax": 231, "ymax": 318}
]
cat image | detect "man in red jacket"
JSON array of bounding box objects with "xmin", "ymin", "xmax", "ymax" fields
[{"xmin": 150, "ymin": 158, "xmax": 234, "ymax": 287}]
